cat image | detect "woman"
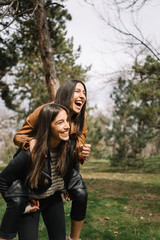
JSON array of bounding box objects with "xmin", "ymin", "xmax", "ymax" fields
[
  {"xmin": 0, "ymin": 104, "xmax": 72, "ymax": 240},
  {"xmin": 13, "ymin": 80, "xmax": 91, "ymax": 240}
]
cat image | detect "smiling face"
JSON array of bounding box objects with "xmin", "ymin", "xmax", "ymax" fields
[
  {"xmin": 50, "ymin": 109, "xmax": 70, "ymax": 147},
  {"xmin": 70, "ymin": 82, "xmax": 86, "ymax": 115}
]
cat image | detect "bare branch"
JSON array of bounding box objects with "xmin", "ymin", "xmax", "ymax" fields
[
  {"xmin": 45, "ymin": 2, "xmax": 65, "ymax": 8},
  {"xmin": 0, "ymin": 0, "xmax": 17, "ymax": 18},
  {"xmin": 82, "ymin": 0, "xmax": 95, "ymax": 6},
  {"xmin": 12, "ymin": 0, "xmax": 19, "ymax": 17},
  {"xmin": 97, "ymin": 0, "xmax": 160, "ymax": 61},
  {"xmin": 113, "ymin": 0, "xmax": 150, "ymax": 11},
  {"xmin": 0, "ymin": 1, "xmax": 13, "ymax": 5},
  {"xmin": 0, "ymin": 6, "xmax": 35, "ymax": 32},
  {"xmin": 108, "ymin": 21, "xmax": 160, "ymax": 61}
]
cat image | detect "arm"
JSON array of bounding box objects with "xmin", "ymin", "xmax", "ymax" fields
[
  {"xmin": 0, "ymin": 150, "xmax": 30, "ymax": 194},
  {"xmin": 74, "ymin": 113, "xmax": 91, "ymax": 164},
  {"xmin": 75, "ymin": 114, "xmax": 87, "ymax": 150},
  {"xmin": 13, "ymin": 104, "xmax": 46, "ymax": 149}
]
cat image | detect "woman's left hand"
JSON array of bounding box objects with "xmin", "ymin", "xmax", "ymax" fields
[
  {"xmin": 79, "ymin": 144, "xmax": 91, "ymax": 159},
  {"xmin": 23, "ymin": 199, "xmax": 40, "ymax": 214},
  {"xmin": 64, "ymin": 192, "xmax": 71, "ymax": 201}
]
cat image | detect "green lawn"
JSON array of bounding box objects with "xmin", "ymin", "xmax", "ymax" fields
[{"xmin": 0, "ymin": 156, "xmax": 160, "ymax": 239}]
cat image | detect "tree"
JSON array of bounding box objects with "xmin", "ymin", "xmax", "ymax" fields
[
  {"xmin": 33, "ymin": 0, "xmax": 60, "ymax": 99},
  {"xmin": 106, "ymin": 56, "xmax": 160, "ymax": 167},
  {"xmin": 86, "ymin": 108, "xmax": 109, "ymax": 158},
  {"xmin": 0, "ymin": 106, "xmax": 17, "ymax": 163},
  {"xmin": 87, "ymin": 0, "xmax": 160, "ymax": 60},
  {"xmin": 0, "ymin": 1, "xmax": 90, "ymax": 116},
  {"xmin": 83, "ymin": 0, "xmax": 151, "ymax": 10},
  {"xmin": 106, "ymin": 77, "xmax": 135, "ymax": 167},
  {"xmin": 0, "ymin": 0, "xmax": 60, "ymax": 101}
]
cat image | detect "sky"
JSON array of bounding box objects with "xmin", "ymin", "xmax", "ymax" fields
[{"xmin": 64, "ymin": 0, "xmax": 160, "ymax": 116}]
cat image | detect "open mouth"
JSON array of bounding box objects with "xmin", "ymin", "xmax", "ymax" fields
[
  {"xmin": 75, "ymin": 100, "xmax": 83, "ymax": 108},
  {"xmin": 61, "ymin": 131, "xmax": 69, "ymax": 136}
]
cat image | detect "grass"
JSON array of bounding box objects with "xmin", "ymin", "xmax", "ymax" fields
[{"xmin": 0, "ymin": 156, "xmax": 160, "ymax": 239}]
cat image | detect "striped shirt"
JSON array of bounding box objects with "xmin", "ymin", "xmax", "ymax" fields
[{"xmin": 31, "ymin": 152, "xmax": 66, "ymax": 199}]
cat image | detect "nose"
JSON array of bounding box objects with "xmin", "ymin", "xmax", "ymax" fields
[
  {"xmin": 64, "ymin": 121, "xmax": 70, "ymax": 130},
  {"xmin": 80, "ymin": 91, "xmax": 86, "ymax": 99}
]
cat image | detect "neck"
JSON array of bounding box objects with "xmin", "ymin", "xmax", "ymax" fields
[
  {"xmin": 69, "ymin": 110, "xmax": 74, "ymax": 118},
  {"xmin": 49, "ymin": 138, "xmax": 61, "ymax": 153}
]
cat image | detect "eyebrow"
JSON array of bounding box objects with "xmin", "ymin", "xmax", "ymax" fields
[
  {"xmin": 55, "ymin": 118, "xmax": 69, "ymax": 124},
  {"xmin": 75, "ymin": 88, "xmax": 86, "ymax": 92},
  {"xmin": 55, "ymin": 119, "xmax": 64, "ymax": 124}
]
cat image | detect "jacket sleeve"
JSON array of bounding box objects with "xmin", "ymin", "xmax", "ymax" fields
[
  {"xmin": 0, "ymin": 150, "xmax": 30, "ymax": 194},
  {"xmin": 13, "ymin": 104, "xmax": 45, "ymax": 149},
  {"xmin": 74, "ymin": 112, "xmax": 88, "ymax": 164}
]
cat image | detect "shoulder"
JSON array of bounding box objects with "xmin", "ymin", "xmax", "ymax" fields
[
  {"xmin": 11, "ymin": 148, "xmax": 30, "ymax": 164},
  {"xmin": 21, "ymin": 148, "xmax": 30, "ymax": 157},
  {"xmin": 32, "ymin": 101, "xmax": 55, "ymax": 116}
]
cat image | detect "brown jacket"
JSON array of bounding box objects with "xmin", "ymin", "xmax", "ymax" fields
[{"xmin": 13, "ymin": 102, "xmax": 87, "ymax": 164}]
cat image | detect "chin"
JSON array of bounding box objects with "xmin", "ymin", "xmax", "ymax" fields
[
  {"xmin": 73, "ymin": 108, "xmax": 81, "ymax": 114},
  {"xmin": 61, "ymin": 136, "xmax": 69, "ymax": 141}
]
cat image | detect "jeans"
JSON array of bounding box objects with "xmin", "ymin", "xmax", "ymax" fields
[{"xmin": 18, "ymin": 192, "xmax": 65, "ymax": 240}]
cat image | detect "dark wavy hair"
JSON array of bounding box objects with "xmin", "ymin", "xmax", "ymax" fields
[
  {"xmin": 26, "ymin": 103, "xmax": 71, "ymax": 189},
  {"xmin": 55, "ymin": 80, "xmax": 87, "ymax": 135}
]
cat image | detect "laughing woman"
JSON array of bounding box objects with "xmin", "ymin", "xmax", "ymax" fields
[
  {"xmin": 0, "ymin": 104, "xmax": 72, "ymax": 240},
  {"xmin": 13, "ymin": 80, "xmax": 91, "ymax": 240}
]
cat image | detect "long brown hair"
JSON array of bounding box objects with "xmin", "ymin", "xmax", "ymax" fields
[
  {"xmin": 55, "ymin": 80, "xmax": 87, "ymax": 135},
  {"xmin": 26, "ymin": 103, "xmax": 71, "ymax": 189}
]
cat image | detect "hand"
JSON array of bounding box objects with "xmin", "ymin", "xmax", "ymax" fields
[
  {"xmin": 30, "ymin": 138, "xmax": 37, "ymax": 156},
  {"xmin": 30, "ymin": 199, "xmax": 40, "ymax": 212},
  {"xmin": 64, "ymin": 192, "xmax": 71, "ymax": 201},
  {"xmin": 79, "ymin": 144, "xmax": 91, "ymax": 159},
  {"xmin": 23, "ymin": 199, "xmax": 40, "ymax": 214}
]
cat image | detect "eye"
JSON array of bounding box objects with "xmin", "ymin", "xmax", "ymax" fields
[
  {"xmin": 75, "ymin": 89, "xmax": 79, "ymax": 93},
  {"xmin": 56, "ymin": 120, "xmax": 63, "ymax": 125}
]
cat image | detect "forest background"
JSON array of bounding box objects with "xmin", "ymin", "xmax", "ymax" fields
[
  {"xmin": 0, "ymin": 1, "xmax": 160, "ymax": 239},
  {"xmin": 0, "ymin": 0, "xmax": 159, "ymax": 168}
]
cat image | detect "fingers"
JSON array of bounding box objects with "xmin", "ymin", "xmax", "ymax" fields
[
  {"xmin": 80, "ymin": 144, "xmax": 91, "ymax": 158},
  {"xmin": 80, "ymin": 144, "xmax": 91, "ymax": 151},
  {"xmin": 65, "ymin": 196, "xmax": 71, "ymax": 201},
  {"xmin": 30, "ymin": 206, "xmax": 39, "ymax": 212},
  {"xmin": 64, "ymin": 193, "xmax": 71, "ymax": 201},
  {"xmin": 31, "ymin": 199, "xmax": 39, "ymax": 207},
  {"xmin": 30, "ymin": 200, "xmax": 40, "ymax": 212},
  {"xmin": 24, "ymin": 200, "xmax": 40, "ymax": 214},
  {"xmin": 84, "ymin": 144, "xmax": 91, "ymax": 148},
  {"xmin": 83, "ymin": 144, "xmax": 91, "ymax": 151}
]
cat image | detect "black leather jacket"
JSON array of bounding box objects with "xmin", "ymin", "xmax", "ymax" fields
[
  {"xmin": 0, "ymin": 145, "xmax": 85, "ymax": 200},
  {"xmin": 0, "ymin": 149, "xmax": 52, "ymax": 198}
]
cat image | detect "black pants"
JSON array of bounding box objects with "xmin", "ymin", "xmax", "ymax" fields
[
  {"xmin": 18, "ymin": 192, "xmax": 65, "ymax": 240},
  {"xmin": 69, "ymin": 138, "xmax": 88, "ymax": 220},
  {"xmin": 0, "ymin": 193, "xmax": 65, "ymax": 240},
  {"xmin": 0, "ymin": 173, "xmax": 88, "ymax": 239},
  {"xmin": 68, "ymin": 169, "xmax": 88, "ymax": 221},
  {"xmin": 0, "ymin": 196, "xmax": 28, "ymax": 239}
]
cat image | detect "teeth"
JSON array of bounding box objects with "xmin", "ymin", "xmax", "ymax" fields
[{"xmin": 75, "ymin": 100, "xmax": 82, "ymax": 104}]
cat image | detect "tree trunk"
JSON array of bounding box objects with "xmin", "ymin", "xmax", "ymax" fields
[{"xmin": 33, "ymin": 0, "xmax": 59, "ymax": 100}]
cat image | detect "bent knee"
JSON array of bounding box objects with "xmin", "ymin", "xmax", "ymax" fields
[
  {"xmin": 7, "ymin": 197, "xmax": 28, "ymax": 210},
  {"xmin": 70, "ymin": 188, "xmax": 88, "ymax": 202}
]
